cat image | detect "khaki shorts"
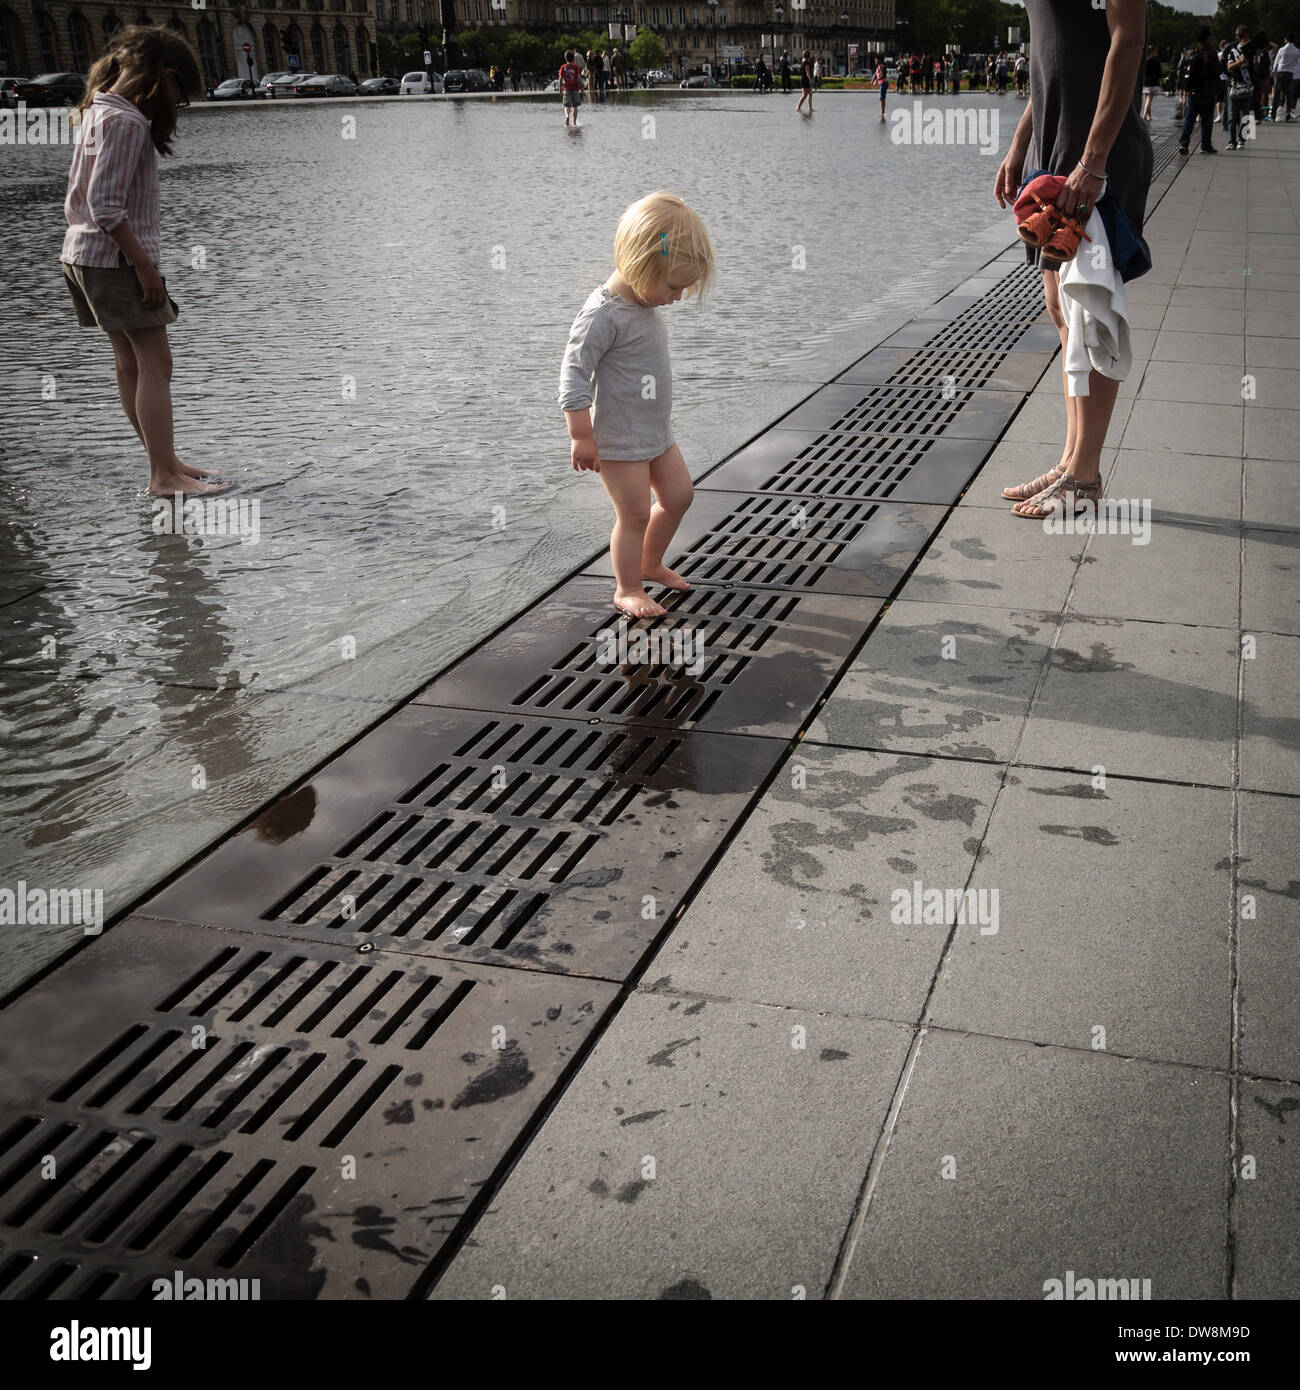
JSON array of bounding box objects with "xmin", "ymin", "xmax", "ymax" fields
[
  {"xmin": 61, "ymin": 261, "xmax": 179, "ymax": 333},
  {"xmin": 563, "ymin": 89, "xmax": 582, "ymax": 106}
]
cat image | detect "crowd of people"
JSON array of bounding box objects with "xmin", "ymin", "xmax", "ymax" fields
[
  {"xmin": 885, "ymin": 51, "xmax": 1029, "ymax": 96},
  {"xmin": 1173, "ymin": 24, "xmax": 1299, "ymax": 155}
]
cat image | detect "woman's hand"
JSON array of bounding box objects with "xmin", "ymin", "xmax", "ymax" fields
[
  {"xmin": 135, "ymin": 261, "xmax": 166, "ymax": 309},
  {"xmin": 570, "ymin": 437, "xmax": 601, "ymax": 473},
  {"xmin": 994, "ymin": 148, "xmax": 1025, "ymax": 207},
  {"xmin": 1055, "ymin": 163, "xmax": 1107, "ymax": 220}
]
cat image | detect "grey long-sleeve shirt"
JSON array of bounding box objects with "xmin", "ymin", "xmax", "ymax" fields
[{"xmin": 557, "ymin": 285, "xmax": 674, "ymax": 461}]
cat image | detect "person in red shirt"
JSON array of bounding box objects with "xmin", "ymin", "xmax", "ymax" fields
[{"xmin": 559, "ymin": 48, "xmax": 584, "ymax": 127}]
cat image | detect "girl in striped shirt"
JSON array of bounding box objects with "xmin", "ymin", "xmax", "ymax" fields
[{"xmin": 61, "ymin": 26, "xmax": 214, "ymax": 496}]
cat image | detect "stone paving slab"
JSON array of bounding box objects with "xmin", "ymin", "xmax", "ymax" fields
[
  {"xmin": 1151, "ymin": 328, "xmax": 1245, "ymax": 367},
  {"xmin": 928, "ymin": 769, "xmax": 1231, "ymax": 1069},
  {"xmin": 1121, "ymin": 397, "xmax": 1243, "ymax": 457},
  {"xmin": 652, "ymin": 745, "xmax": 1003, "ymax": 1023},
  {"xmin": 1016, "ymin": 616, "xmax": 1238, "ymax": 786},
  {"xmin": 1240, "ymin": 632, "xmax": 1300, "ymax": 796},
  {"xmin": 1237, "ymin": 792, "xmax": 1300, "ymax": 1083},
  {"xmin": 839, "ymin": 1031, "xmax": 1228, "ymax": 1300},
  {"xmin": 1242, "ymin": 529, "xmax": 1300, "ymax": 638},
  {"xmin": 1068, "ymin": 517, "xmax": 1242, "ymax": 629},
  {"xmin": 1104, "ymin": 447, "xmax": 1243, "ymax": 530},
  {"xmin": 431, "ymin": 993, "xmax": 914, "ymax": 1300},
  {"xmin": 1234, "ymin": 1078, "xmax": 1300, "ymax": 1299},
  {"xmin": 877, "ymin": 501, "xmax": 1086, "ymax": 612},
  {"xmin": 805, "ymin": 600, "xmax": 1057, "ymax": 763}
]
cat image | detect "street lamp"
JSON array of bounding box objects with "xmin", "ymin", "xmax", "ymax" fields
[
  {"xmin": 773, "ymin": 1, "xmax": 782, "ymax": 80},
  {"xmin": 707, "ymin": 0, "xmax": 718, "ymax": 80},
  {"xmin": 839, "ymin": 9, "xmax": 848, "ymax": 77}
]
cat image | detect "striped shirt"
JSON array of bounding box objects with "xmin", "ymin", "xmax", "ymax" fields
[{"xmin": 61, "ymin": 93, "xmax": 161, "ymax": 270}]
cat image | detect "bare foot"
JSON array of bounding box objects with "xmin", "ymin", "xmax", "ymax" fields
[
  {"xmin": 613, "ymin": 589, "xmax": 667, "ymax": 618},
  {"xmin": 643, "ymin": 564, "xmax": 690, "ymax": 591},
  {"xmin": 178, "ymin": 461, "xmax": 224, "ymax": 480},
  {"xmin": 148, "ymin": 471, "xmax": 227, "ymax": 496}
]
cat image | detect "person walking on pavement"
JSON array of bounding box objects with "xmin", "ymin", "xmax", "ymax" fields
[
  {"xmin": 1141, "ymin": 44, "xmax": 1161, "ymax": 120},
  {"xmin": 780, "ymin": 51, "xmax": 791, "ymax": 93},
  {"xmin": 875, "ymin": 56, "xmax": 888, "ymax": 120},
  {"xmin": 1225, "ymin": 25, "xmax": 1253, "ymax": 149},
  {"xmin": 1178, "ymin": 29, "xmax": 1220, "ymax": 155},
  {"xmin": 796, "ymin": 49, "xmax": 814, "ymax": 113},
  {"xmin": 755, "ymin": 55, "xmax": 769, "ymax": 93},
  {"xmin": 813, "ymin": 57, "xmax": 821, "ymax": 89},
  {"xmin": 1217, "ymin": 38, "xmax": 1231, "ymax": 129},
  {"xmin": 994, "ymin": 0, "xmax": 1153, "ymax": 520},
  {"xmin": 1273, "ymin": 33, "xmax": 1299, "ymax": 120}
]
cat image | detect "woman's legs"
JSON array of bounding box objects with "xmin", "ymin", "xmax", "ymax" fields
[
  {"xmin": 1004, "ymin": 268, "xmax": 1078, "ymax": 499},
  {"xmin": 1011, "ymin": 269, "xmax": 1116, "ymax": 515}
]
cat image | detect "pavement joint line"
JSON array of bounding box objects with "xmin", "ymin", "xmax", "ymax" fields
[{"xmin": 825, "ymin": 1024, "xmax": 932, "ymax": 1300}]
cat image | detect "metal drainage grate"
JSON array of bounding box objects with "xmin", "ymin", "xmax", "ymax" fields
[
  {"xmin": 699, "ymin": 428, "xmax": 990, "ymax": 505},
  {"xmin": 412, "ymin": 578, "xmax": 878, "ymax": 739},
  {"xmin": 142, "ymin": 705, "xmax": 785, "ymax": 979},
  {"xmin": 0, "ymin": 918, "xmax": 618, "ymax": 1299},
  {"xmin": 581, "ymin": 492, "xmax": 947, "ymax": 597}
]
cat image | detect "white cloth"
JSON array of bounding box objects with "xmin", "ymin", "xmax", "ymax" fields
[
  {"xmin": 1273, "ymin": 42, "xmax": 1300, "ymax": 78},
  {"xmin": 1058, "ymin": 206, "xmax": 1131, "ymax": 398}
]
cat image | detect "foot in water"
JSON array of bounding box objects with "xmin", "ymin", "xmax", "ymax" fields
[
  {"xmin": 614, "ymin": 589, "xmax": 667, "ymax": 618},
  {"xmin": 148, "ymin": 467, "xmax": 226, "ymax": 496},
  {"xmin": 643, "ymin": 564, "xmax": 689, "ymax": 591},
  {"xmin": 178, "ymin": 461, "xmax": 223, "ymax": 480}
]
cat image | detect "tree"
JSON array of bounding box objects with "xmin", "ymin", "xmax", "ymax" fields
[{"xmin": 628, "ymin": 30, "xmax": 666, "ymax": 71}]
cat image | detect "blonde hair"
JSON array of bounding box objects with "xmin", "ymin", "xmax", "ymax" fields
[{"xmin": 613, "ymin": 191, "xmax": 716, "ymax": 306}]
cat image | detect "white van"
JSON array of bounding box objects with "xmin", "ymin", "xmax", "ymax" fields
[{"xmin": 400, "ymin": 71, "xmax": 443, "ymax": 94}]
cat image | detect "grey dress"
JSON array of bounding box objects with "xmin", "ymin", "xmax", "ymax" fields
[{"xmin": 1023, "ymin": 0, "xmax": 1153, "ymax": 267}]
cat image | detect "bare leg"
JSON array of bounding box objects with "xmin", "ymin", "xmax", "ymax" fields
[
  {"xmin": 1013, "ymin": 269, "xmax": 1117, "ymax": 514},
  {"xmin": 598, "ymin": 458, "xmax": 665, "ymax": 617},
  {"xmin": 109, "ymin": 329, "xmax": 220, "ymax": 482},
  {"xmin": 124, "ymin": 325, "xmax": 219, "ymax": 495},
  {"xmin": 1004, "ymin": 268, "xmax": 1077, "ymax": 499},
  {"xmin": 641, "ymin": 443, "xmax": 694, "ymax": 589}
]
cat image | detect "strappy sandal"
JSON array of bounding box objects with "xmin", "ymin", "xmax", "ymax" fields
[
  {"xmin": 1003, "ymin": 463, "xmax": 1065, "ymax": 501},
  {"xmin": 1011, "ymin": 474, "xmax": 1102, "ymax": 519}
]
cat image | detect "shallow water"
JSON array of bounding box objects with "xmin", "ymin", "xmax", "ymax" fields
[{"xmin": 0, "ymin": 89, "xmax": 1029, "ymax": 989}]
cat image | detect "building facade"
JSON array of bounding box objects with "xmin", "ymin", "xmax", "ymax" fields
[
  {"xmin": 0, "ymin": 3, "xmax": 380, "ymax": 84},
  {"xmin": 0, "ymin": 1, "xmax": 894, "ymax": 85},
  {"xmin": 376, "ymin": 2, "xmax": 897, "ymax": 78}
]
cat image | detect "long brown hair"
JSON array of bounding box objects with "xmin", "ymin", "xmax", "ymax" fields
[{"xmin": 75, "ymin": 25, "xmax": 202, "ymax": 155}]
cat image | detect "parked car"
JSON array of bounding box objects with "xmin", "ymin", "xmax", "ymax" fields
[
  {"xmin": 294, "ymin": 74, "xmax": 357, "ymax": 97},
  {"xmin": 442, "ymin": 68, "xmax": 490, "ymax": 93},
  {"xmin": 18, "ymin": 72, "xmax": 85, "ymax": 106},
  {"xmin": 544, "ymin": 78, "xmax": 560, "ymax": 93},
  {"xmin": 643, "ymin": 69, "xmax": 674, "ymax": 85},
  {"xmin": 400, "ymin": 70, "xmax": 431, "ymax": 94},
  {"xmin": 0, "ymin": 76, "xmax": 25, "ymax": 109},
  {"xmin": 680, "ymin": 74, "xmax": 719, "ymax": 88},
  {"xmin": 210, "ymin": 77, "xmax": 260, "ymax": 101},
  {"xmin": 262, "ymin": 71, "xmax": 310, "ymax": 98},
  {"xmin": 357, "ymin": 76, "xmax": 400, "ymax": 96}
]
